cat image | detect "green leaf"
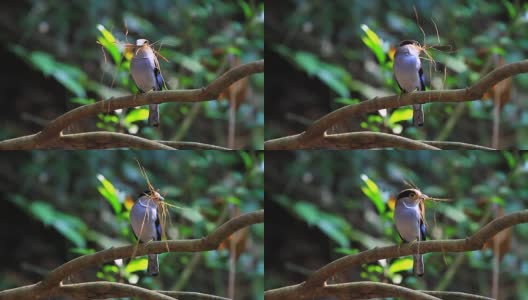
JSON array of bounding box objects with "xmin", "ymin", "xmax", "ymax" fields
[
  {"xmin": 317, "ymin": 68, "xmax": 350, "ymax": 97},
  {"xmin": 29, "ymin": 52, "xmax": 55, "ymax": 75},
  {"xmin": 238, "ymin": 0, "xmax": 253, "ymax": 19},
  {"xmin": 97, "ymin": 174, "xmax": 121, "ymax": 214},
  {"xmin": 181, "ymin": 56, "xmax": 204, "ymax": 72},
  {"xmin": 293, "ymin": 202, "xmax": 319, "ymax": 224},
  {"xmin": 335, "ymin": 97, "xmax": 360, "ymax": 106},
  {"xmin": 360, "ymin": 174, "xmax": 385, "ymax": 213},
  {"xmin": 97, "ymin": 24, "xmax": 121, "ymax": 65},
  {"xmin": 53, "ymin": 66, "xmax": 87, "ymax": 97},
  {"xmin": 126, "ymin": 258, "xmax": 148, "ymax": 273},
  {"xmin": 293, "ymin": 52, "xmax": 319, "ymax": 74},
  {"xmin": 226, "ymin": 196, "xmax": 241, "ymax": 205},
  {"xmin": 388, "ymin": 108, "xmax": 413, "ymax": 124},
  {"xmin": 502, "ymin": 151, "xmax": 516, "ymax": 169},
  {"xmin": 501, "ymin": 0, "xmax": 516, "ymax": 19},
  {"xmin": 28, "ymin": 201, "xmax": 87, "ymax": 248},
  {"xmin": 70, "ymin": 248, "xmax": 96, "ymax": 255},
  {"xmin": 360, "ymin": 24, "xmax": 385, "ymax": 64},
  {"xmin": 389, "ymin": 258, "xmax": 413, "ymax": 273},
  {"xmin": 334, "ymin": 248, "xmax": 360, "ymax": 255},
  {"xmin": 71, "ymin": 97, "xmax": 96, "ymax": 105},
  {"xmin": 318, "ymin": 218, "xmax": 349, "ymax": 247},
  {"xmin": 239, "ymin": 151, "xmax": 253, "ymax": 170},
  {"xmin": 125, "ymin": 108, "xmax": 149, "ymax": 123}
]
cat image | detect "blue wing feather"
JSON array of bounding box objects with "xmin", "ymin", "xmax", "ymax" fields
[
  {"xmin": 418, "ymin": 67, "xmax": 426, "ymax": 91},
  {"xmin": 155, "ymin": 217, "xmax": 162, "ymax": 241},
  {"xmin": 420, "ymin": 219, "xmax": 427, "ymax": 241},
  {"xmin": 154, "ymin": 68, "xmax": 165, "ymax": 91}
]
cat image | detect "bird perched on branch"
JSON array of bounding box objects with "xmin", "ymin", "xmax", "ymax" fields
[
  {"xmin": 394, "ymin": 188, "xmax": 428, "ymax": 276},
  {"xmin": 130, "ymin": 190, "xmax": 164, "ymax": 276},
  {"xmin": 393, "ymin": 40, "xmax": 426, "ymax": 126},
  {"xmin": 130, "ymin": 39, "xmax": 166, "ymax": 127}
]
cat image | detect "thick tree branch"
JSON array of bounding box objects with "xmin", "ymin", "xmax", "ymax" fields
[
  {"xmin": 56, "ymin": 282, "xmax": 176, "ymax": 300},
  {"xmin": 0, "ymin": 60, "xmax": 264, "ymax": 150},
  {"xmin": 159, "ymin": 141, "xmax": 231, "ymax": 150},
  {"xmin": 421, "ymin": 141, "xmax": 495, "ymax": 150},
  {"xmin": 0, "ymin": 210, "xmax": 264, "ymax": 300},
  {"xmin": 4, "ymin": 132, "xmax": 231, "ymax": 150},
  {"xmin": 264, "ymin": 210, "xmax": 527, "ymax": 299},
  {"xmin": 422, "ymin": 290, "xmax": 494, "ymax": 300},
  {"xmin": 53, "ymin": 282, "xmax": 231, "ymax": 300},
  {"xmin": 58, "ymin": 132, "xmax": 177, "ymax": 149},
  {"xmin": 265, "ymin": 59, "xmax": 528, "ymax": 149},
  {"xmin": 264, "ymin": 132, "xmax": 495, "ymax": 150}
]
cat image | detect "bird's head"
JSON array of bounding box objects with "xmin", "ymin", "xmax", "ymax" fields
[
  {"xmin": 396, "ymin": 40, "xmax": 423, "ymax": 57},
  {"xmin": 139, "ymin": 189, "xmax": 164, "ymax": 202},
  {"xmin": 397, "ymin": 188, "xmax": 429, "ymax": 206},
  {"xmin": 136, "ymin": 39, "xmax": 149, "ymax": 47}
]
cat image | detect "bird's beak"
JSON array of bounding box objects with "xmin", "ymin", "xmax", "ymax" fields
[
  {"xmin": 159, "ymin": 195, "xmax": 165, "ymax": 201},
  {"xmin": 421, "ymin": 194, "xmax": 430, "ymax": 201}
]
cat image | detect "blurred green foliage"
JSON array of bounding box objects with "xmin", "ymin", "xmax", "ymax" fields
[
  {"xmin": 2, "ymin": 151, "xmax": 263, "ymax": 298},
  {"xmin": 266, "ymin": 151, "xmax": 528, "ymax": 298},
  {"xmin": 3, "ymin": 0, "xmax": 263, "ymax": 148},
  {"xmin": 266, "ymin": 1, "xmax": 528, "ymax": 147}
]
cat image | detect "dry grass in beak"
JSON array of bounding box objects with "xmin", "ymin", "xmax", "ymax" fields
[{"xmin": 132, "ymin": 160, "xmax": 172, "ymax": 258}]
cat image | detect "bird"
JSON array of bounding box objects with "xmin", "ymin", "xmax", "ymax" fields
[
  {"xmin": 130, "ymin": 39, "xmax": 166, "ymax": 127},
  {"xmin": 130, "ymin": 189, "xmax": 164, "ymax": 276},
  {"xmin": 394, "ymin": 188, "xmax": 428, "ymax": 276},
  {"xmin": 393, "ymin": 40, "xmax": 426, "ymax": 126}
]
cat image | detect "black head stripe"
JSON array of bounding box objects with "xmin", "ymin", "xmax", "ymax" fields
[
  {"xmin": 397, "ymin": 189, "xmax": 416, "ymax": 199},
  {"xmin": 138, "ymin": 189, "xmax": 151, "ymax": 198},
  {"xmin": 399, "ymin": 40, "xmax": 419, "ymax": 47}
]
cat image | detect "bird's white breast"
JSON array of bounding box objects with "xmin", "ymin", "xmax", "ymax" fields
[
  {"xmin": 130, "ymin": 47, "xmax": 159, "ymax": 92},
  {"xmin": 394, "ymin": 200, "xmax": 422, "ymax": 242},
  {"xmin": 394, "ymin": 54, "xmax": 421, "ymax": 92},
  {"xmin": 130, "ymin": 199, "xmax": 158, "ymax": 242}
]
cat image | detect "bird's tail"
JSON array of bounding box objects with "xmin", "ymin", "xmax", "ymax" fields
[
  {"xmin": 413, "ymin": 254, "xmax": 424, "ymax": 276},
  {"xmin": 149, "ymin": 104, "xmax": 160, "ymax": 127},
  {"xmin": 147, "ymin": 253, "xmax": 159, "ymax": 276},
  {"xmin": 412, "ymin": 104, "xmax": 424, "ymax": 127}
]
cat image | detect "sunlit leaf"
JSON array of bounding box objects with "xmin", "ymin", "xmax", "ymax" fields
[
  {"xmin": 389, "ymin": 108, "xmax": 413, "ymax": 124},
  {"xmin": 360, "ymin": 174, "xmax": 385, "ymax": 214},
  {"xmin": 360, "ymin": 24, "xmax": 385, "ymax": 64},
  {"xmin": 125, "ymin": 108, "xmax": 149, "ymax": 123},
  {"xmin": 97, "ymin": 174, "xmax": 121, "ymax": 214},
  {"xmin": 389, "ymin": 258, "xmax": 413, "ymax": 273},
  {"xmin": 126, "ymin": 258, "xmax": 148, "ymax": 273}
]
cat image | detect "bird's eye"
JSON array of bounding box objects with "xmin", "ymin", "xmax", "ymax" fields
[{"xmin": 410, "ymin": 192, "xmax": 415, "ymax": 198}]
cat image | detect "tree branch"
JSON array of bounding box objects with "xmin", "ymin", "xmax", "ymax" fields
[
  {"xmin": 0, "ymin": 60, "xmax": 264, "ymax": 150},
  {"xmin": 51, "ymin": 282, "xmax": 231, "ymax": 300},
  {"xmin": 265, "ymin": 59, "xmax": 528, "ymax": 149},
  {"xmin": 56, "ymin": 132, "xmax": 176, "ymax": 149},
  {"xmin": 264, "ymin": 210, "xmax": 528, "ymax": 299},
  {"xmin": 1, "ymin": 131, "xmax": 231, "ymax": 150},
  {"xmin": 0, "ymin": 210, "xmax": 264, "ymax": 300}
]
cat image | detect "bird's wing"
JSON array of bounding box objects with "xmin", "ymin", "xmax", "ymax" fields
[
  {"xmin": 155, "ymin": 216, "xmax": 162, "ymax": 241},
  {"xmin": 419, "ymin": 219, "xmax": 427, "ymax": 241},
  {"xmin": 154, "ymin": 68, "xmax": 165, "ymax": 91},
  {"xmin": 419, "ymin": 67, "xmax": 426, "ymax": 91}
]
